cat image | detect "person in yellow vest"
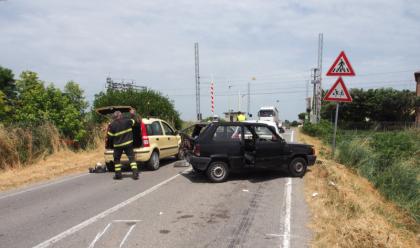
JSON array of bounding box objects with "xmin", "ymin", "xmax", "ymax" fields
[{"xmin": 237, "ymin": 113, "xmax": 246, "ymax": 122}]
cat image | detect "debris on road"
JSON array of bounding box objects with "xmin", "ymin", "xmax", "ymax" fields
[
  {"xmin": 89, "ymin": 162, "xmax": 107, "ymax": 173},
  {"xmin": 312, "ymin": 192, "xmax": 319, "ymax": 197},
  {"xmin": 242, "ymin": 189, "xmax": 249, "ymax": 192},
  {"xmin": 174, "ymin": 160, "xmax": 190, "ymax": 167}
]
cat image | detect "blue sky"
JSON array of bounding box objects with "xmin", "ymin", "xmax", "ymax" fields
[{"xmin": 0, "ymin": 0, "xmax": 419, "ymax": 121}]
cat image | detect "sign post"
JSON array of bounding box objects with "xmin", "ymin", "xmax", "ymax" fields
[{"xmin": 325, "ymin": 49, "xmax": 355, "ymax": 155}]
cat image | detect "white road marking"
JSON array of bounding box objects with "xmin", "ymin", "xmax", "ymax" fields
[
  {"xmin": 112, "ymin": 220, "xmax": 141, "ymax": 223},
  {"xmin": 119, "ymin": 224, "xmax": 136, "ymax": 248},
  {"xmin": 33, "ymin": 169, "xmax": 190, "ymax": 248},
  {"xmin": 282, "ymin": 178, "xmax": 292, "ymax": 248},
  {"xmin": 282, "ymin": 130, "xmax": 294, "ymax": 248},
  {"xmin": 0, "ymin": 173, "xmax": 89, "ymax": 200},
  {"xmin": 87, "ymin": 223, "xmax": 111, "ymax": 248}
]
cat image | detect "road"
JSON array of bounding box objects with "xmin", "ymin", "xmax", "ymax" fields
[{"xmin": 0, "ymin": 129, "xmax": 312, "ymax": 248}]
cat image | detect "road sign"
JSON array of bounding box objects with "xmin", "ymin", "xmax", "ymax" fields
[
  {"xmin": 324, "ymin": 77, "xmax": 352, "ymax": 102},
  {"xmin": 326, "ymin": 51, "xmax": 355, "ymax": 76}
]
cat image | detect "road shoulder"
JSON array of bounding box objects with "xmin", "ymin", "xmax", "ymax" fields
[{"xmin": 299, "ymin": 130, "xmax": 419, "ymax": 247}]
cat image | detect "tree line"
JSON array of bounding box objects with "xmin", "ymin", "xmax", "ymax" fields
[
  {"xmin": 299, "ymin": 87, "xmax": 418, "ymax": 129},
  {"xmin": 0, "ymin": 66, "xmax": 182, "ymax": 144}
]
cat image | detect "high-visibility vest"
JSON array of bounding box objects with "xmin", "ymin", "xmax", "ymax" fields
[{"xmin": 237, "ymin": 114, "xmax": 246, "ymax": 122}]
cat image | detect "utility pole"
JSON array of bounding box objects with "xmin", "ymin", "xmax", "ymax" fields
[
  {"xmin": 194, "ymin": 42, "xmax": 201, "ymax": 121},
  {"xmin": 316, "ymin": 33, "xmax": 323, "ymax": 123},
  {"xmin": 310, "ymin": 33, "xmax": 323, "ymax": 124},
  {"xmin": 247, "ymin": 82, "xmax": 250, "ymax": 117},
  {"xmin": 415, "ymin": 71, "xmax": 420, "ymax": 126}
]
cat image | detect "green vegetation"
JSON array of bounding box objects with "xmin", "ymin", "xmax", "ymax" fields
[
  {"xmin": 321, "ymin": 88, "xmax": 416, "ymax": 128},
  {"xmin": 93, "ymin": 89, "xmax": 182, "ymax": 129},
  {"xmin": 302, "ymin": 123, "xmax": 420, "ymax": 222},
  {"xmin": 0, "ymin": 65, "xmax": 183, "ymax": 169}
]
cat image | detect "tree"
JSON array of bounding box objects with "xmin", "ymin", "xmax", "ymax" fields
[
  {"xmin": 0, "ymin": 66, "xmax": 16, "ymax": 99},
  {"xmin": 13, "ymin": 71, "xmax": 86, "ymax": 140},
  {"xmin": 93, "ymin": 89, "xmax": 182, "ymax": 129},
  {"xmin": 321, "ymin": 88, "xmax": 416, "ymax": 126},
  {"xmin": 298, "ymin": 112, "xmax": 307, "ymax": 122},
  {"xmin": 64, "ymin": 81, "xmax": 88, "ymax": 115}
]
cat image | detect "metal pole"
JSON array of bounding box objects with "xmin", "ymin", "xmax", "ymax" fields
[{"xmin": 332, "ymin": 102, "xmax": 339, "ymax": 157}]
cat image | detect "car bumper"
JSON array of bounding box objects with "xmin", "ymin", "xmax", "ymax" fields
[
  {"xmin": 307, "ymin": 155, "xmax": 317, "ymax": 166},
  {"xmin": 105, "ymin": 148, "xmax": 152, "ymax": 163},
  {"xmin": 187, "ymin": 155, "xmax": 211, "ymax": 171}
]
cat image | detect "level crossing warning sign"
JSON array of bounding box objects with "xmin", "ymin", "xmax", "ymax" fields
[
  {"xmin": 326, "ymin": 51, "xmax": 355, "ymax": 76},
  {"xmin": 324, "ymin": 77, "xmax": 353, "ymax": 102}
]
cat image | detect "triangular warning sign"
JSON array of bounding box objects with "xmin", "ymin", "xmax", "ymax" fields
[
  {"xmin": 324, "ymin": 77, "xmax": 352, "ymax": 102},
  {"xmin": 326, "ymin": 51, "xmax": 355, "ymax": 76}
]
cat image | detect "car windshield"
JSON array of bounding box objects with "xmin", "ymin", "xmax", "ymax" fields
[{"xmin": 258, "ymin": 110, "xmax": 274, "ymax": 117}]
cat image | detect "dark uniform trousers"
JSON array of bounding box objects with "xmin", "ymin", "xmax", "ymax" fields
[{"xmin": 113, "ymin": 144, "xmax": 137, "ymax": 172}]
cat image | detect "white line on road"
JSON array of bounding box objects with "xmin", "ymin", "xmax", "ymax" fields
[
  {"xmin": 283, "ymin": 130, "xmax": 294, "ymax": 248},
  {"xmin": 88, "ymin": 223, "xmax": 111, "ymax": 248},
  {"xmin": 282, "ymin": 178, "xmax": 292, "ymax": 248},
  {"xmin": 33, "ymin": 169, "xmax": 190, "ymax": 248},
  {"xmin": 0, "ymin": 173, "xmax": 89, "ymax": 200},
  {"xmin": 119, "ymin": 224, "xmax": 136, "ymax": 248},
  {"xmin": 112, "ymin": 220, "xmax": 141, "ymax": 223}
]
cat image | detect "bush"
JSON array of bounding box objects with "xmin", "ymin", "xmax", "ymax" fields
[
  {"xmin": 302, "ymin": 120, "xmax": 333, "ymax": 142},
  {"xmin": 0, "ymin": 123, "xmax": 62, "ymax": 169}
]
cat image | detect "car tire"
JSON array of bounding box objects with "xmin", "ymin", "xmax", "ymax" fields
[
  {"xmin": 206, "ymin": 161, "xmax": 229, "ymax": 183},
  {"xmin": 147, "ymin": 151, "xmax": 160, "ymax": 170},
  {"xmin": 288, "ymin": 157, "xmax": 307, "ymax": 177},
  {"xmin": 105, "ymin": 162, "xmax": 115, "ymax": 172}
]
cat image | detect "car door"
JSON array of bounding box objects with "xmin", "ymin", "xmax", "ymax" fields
[
  {"xmin": 161, "ymin": 121, "xmax": 179, "ymax": 156},
  {"xmin": 210, "ymin": 125, "xmax": 243, "ymax": 169},
  {"xmin": 252, "ymin": 125, "xmax": 288, "ymax": 167},
  {"xmin": 148, "ymin": 121, "xmax": 167, "ymax": 157}
]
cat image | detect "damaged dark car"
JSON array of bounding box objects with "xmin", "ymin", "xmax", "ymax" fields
[{"xmin": 183, "ymin": 122, "xmax": 316, "ymax": 182}]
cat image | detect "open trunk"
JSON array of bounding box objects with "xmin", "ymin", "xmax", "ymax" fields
[{"xmin": 96, "ymin": 106, "xmax": 142, "ymax": 149}]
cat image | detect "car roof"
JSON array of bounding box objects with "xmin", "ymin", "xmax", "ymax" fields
[{"xmin": 215, "ymin": 122, "xmax": 270, "ymax": 127}]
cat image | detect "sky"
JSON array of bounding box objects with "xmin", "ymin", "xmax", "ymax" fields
[{"xmin": 1, "ymin": 0, "xmax": 419, "ymax": 121}]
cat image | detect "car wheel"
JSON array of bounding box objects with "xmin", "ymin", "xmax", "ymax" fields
[
  {"xmin": 206, "ymin": 161, "xmax": 229, "ymax": 183},
  {"xmin": 288, "ymin": 157, "xmax": 307, "ymax": 177},
  {"xmin": 105, "ymin": 162, "xmax": 115, "ymax": 172},
  {"xmin": 147, "ymin": 151, "xmax": 160, "ymax": 170}
]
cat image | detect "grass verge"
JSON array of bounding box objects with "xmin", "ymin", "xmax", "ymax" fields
[
  {"xmin": 299, "ymin": 131, "xmax": 419, "ymax": 247},
  {"xmin": 0, "ymin": 146, "xmax": 104, "ymax": 192}
]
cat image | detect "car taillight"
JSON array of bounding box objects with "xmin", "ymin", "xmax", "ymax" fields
[
  {"xmin": 193, "ymin": 144, "xmax": 201, "ymax": 156},
  {"xmin": 141, "ymin": 122, "xmax": 150, "ymax": 147}
]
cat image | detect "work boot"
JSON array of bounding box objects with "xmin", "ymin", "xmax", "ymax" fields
[
  {"xmin": 132, "ymin": 168, "xmax": 139, "ymax": 180},
  {"xmin": 114, "ymin": 171, "xmax": 122, "ymax": 180}
]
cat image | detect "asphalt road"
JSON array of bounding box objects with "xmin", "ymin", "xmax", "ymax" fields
[{"xmin": 0, "ymin": 129, "xmax": 312, "ymax": 248}]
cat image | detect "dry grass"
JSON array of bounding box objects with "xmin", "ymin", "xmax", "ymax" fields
[
  {"xmin": 0, "ymin": 145, "xmax": 104, "ymax": 192},
  {"xmin": 0, "ymin": 123, "xmax": 62, "ymax": 169},
  {"xmin": 299, "ymin": 130, "xmax": 419, "ymax": 248}
]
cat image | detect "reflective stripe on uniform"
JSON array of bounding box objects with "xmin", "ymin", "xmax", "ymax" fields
[
  {"xmin": 115, "ymin": 167, "xmax": 121, "ymax": 171},
  {"xmin": 115, "ymin": 164, "xmax": 122, "ymax": 168},
  {"xmin": 107, "ymin": 128, "xmax": 132, "ymax": 137},
  {"xmin": 114, "ymin": 140, "xmax": 133, "ymax": 147},
  {"xmin": 131, "ymin": 119, "xmax": 135, "ymax": 126},
  {"xmin": 130, "ymin": 162, "xmax": 137, "ymax": 169}
]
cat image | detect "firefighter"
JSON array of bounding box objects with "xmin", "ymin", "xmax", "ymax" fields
[
  {"xmin": 107, "ymin": 109, "xmax": 139, "ymax": 180},
  {"xmin": 237, "ymin": 113, "xmax": 246, "ymax": 122}
]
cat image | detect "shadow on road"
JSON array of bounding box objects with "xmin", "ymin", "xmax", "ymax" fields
[{"xmin": 181, "ymin": 168, "xmax": 292, "ymax": 184}]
